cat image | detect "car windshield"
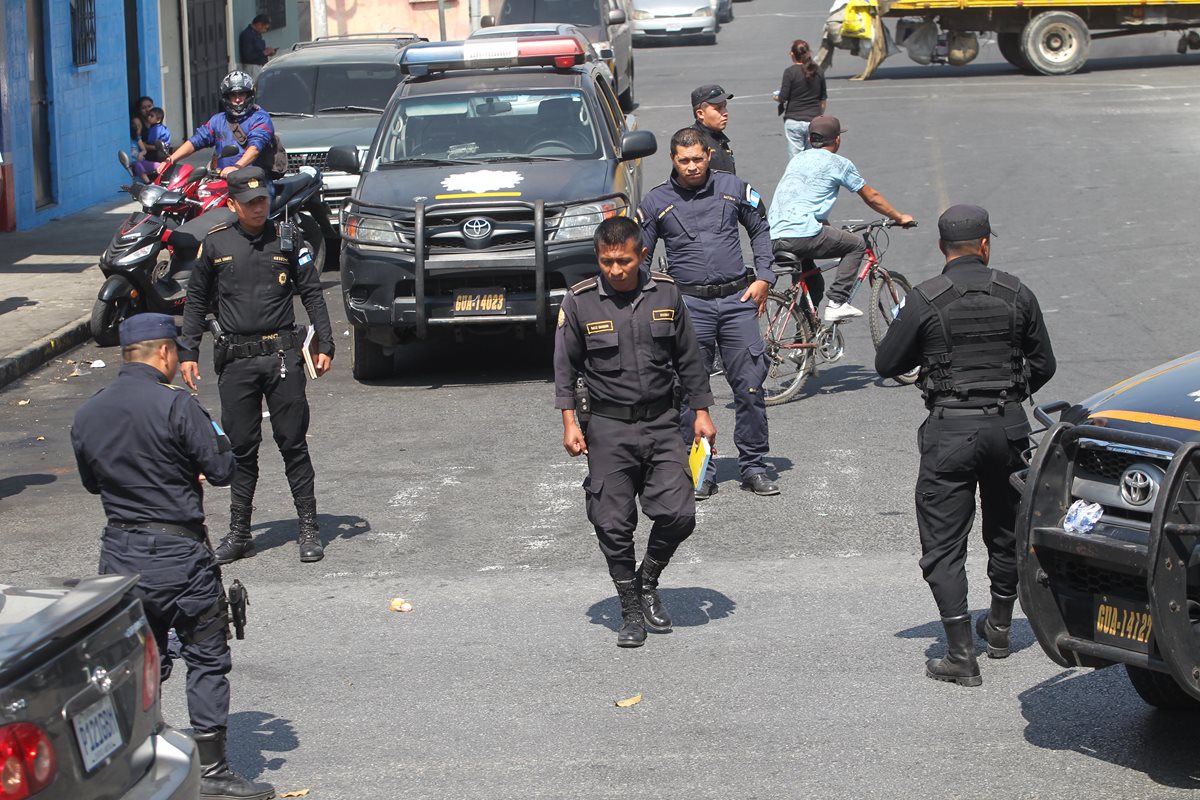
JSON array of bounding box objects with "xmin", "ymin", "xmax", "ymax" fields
[
  {"xmin": 257, "ymin": 63, "xmax": 401, "ymax": 115},
  {"xmin": 373, "ymin": 90, "xmax": 601, "ymax": 165},
  {"xmin": 499, "ymin": 0, "xmax": 601, "ymax": 26}
]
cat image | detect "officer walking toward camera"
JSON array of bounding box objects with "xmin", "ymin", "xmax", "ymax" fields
[
  {"xmin": 181, "ymin": 166, "xmax": 334, "ymax": 565},
  {"xmin": 875, "ymin": 204, "xmax": 1056, "ymax": 687},
  {"xmin": 555, "ymin": 216, "xmax": 716, "ymax": 648},
  {"xmin": 689, "ymin": 85, "xmax": 737, "ymax": 174},
  {"xmin": 72, "ymin": 314, "xmax": 273, "ymax": 800}
]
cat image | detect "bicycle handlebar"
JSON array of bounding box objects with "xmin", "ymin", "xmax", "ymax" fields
[{"xmin": 842, "ymin": 218, "xmax": 918, "ymax": 233}]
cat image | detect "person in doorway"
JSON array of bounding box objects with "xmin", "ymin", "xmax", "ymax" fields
[
  {"xmin": 132, "ymin": 106, "xmax": 173, "ymax": 183},
  {"xmin": 238, "ymin": 14, "xmax": 276, "ymax": 80}
]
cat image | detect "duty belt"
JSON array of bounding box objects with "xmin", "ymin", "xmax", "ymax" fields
[
  {"xmin": 932, "ymin": 402, "xmax": 1019, "ymax": 418},
  {"xmin": 108, "ymin": 520, "xmax": 208, "ymax": 543},
  {"xmin": 589, "ymin": 397, "xmax": 674, "ymax": 422},
  {"xmin": 224, "ymin": 328, "xmax": 299, "ymax": 359},
  {"xmin": 676, "ymin": 273, "xmax": 752, "ymax": 299}
]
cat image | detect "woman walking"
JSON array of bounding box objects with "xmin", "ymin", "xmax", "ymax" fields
[{"xmin": 776, "ymin": 40, "xmax": 827, "ymax": 159}]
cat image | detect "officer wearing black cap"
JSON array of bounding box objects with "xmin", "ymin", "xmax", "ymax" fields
[
  {"xmin": 690, "ymin": 84, "xmax": 737, "ymax": 174},
  {"xmin": 180, "ymin": 166, "xmax": 335, "ymax": 565},
  {"xmin": 555, "ymin": 216, "xmax": 716, "ymax": 648},
  {"xmin": 875, "ymin": 204, "xmax": 1056, "ymax": 688},
  {"xmin": 72, "ymin": 314, "xmax": 274, "ymax": 800}
]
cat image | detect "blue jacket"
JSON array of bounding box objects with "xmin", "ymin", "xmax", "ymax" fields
[
  {"xmin": 188, "ymin": 107, "xmax": 274, "ymax": 170},
  {"xmin": 635, "ymin": 169, "xmax": 775, "ymax": 287},
  {"xmin": 72, "ymin": 362, "xmax": 234, "ymax": 526}
]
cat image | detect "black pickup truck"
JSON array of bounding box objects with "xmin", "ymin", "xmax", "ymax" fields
[{"xmin": 1015, "ymin": 351, "xmax": 1200, "ymax": 709}]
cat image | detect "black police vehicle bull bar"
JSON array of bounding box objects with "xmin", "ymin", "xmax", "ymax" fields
[
  {"xmin": 343, "ymin": 192, "xmax": 631, "ymax": 338},
  {"xmin": 1014, "ymin": 411, "xmax": 1200, "ymax": 701}
]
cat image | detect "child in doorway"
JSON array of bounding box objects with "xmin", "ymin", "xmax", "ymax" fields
[{"xmin": 133, "ymin": 107, "xmax": 173, "ymax": 183}]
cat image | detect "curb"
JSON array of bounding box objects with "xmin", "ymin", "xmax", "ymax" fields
[{"xmin": 0, "ymin": 314, "xmax": 93, "ymax": 391}]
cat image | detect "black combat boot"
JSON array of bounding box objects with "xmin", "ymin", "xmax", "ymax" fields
[
  {"xmin": 976, "ymin": 591, "xmax": 1018, "ymax": 658},
  {"xmin": 214, "ymin": 504, "xmax": 255, "ymax": 565},
  {"xmin": 194, "ymin": 728, "xmax": 275, "ymax": 800},
  {"xmin": 613, "ymin": 579, "xmax": 647, "ymax": 648},
  {"xmin": 636, "ymin": 556, "xmax": 672, "ymax": 633},
  {"xmin": 294, "ymin": 496, "xmax": 324, "ymax": 563},
  {"xmin": 926, "ymin": 614, "xmax": 982, "ymax": 687}
]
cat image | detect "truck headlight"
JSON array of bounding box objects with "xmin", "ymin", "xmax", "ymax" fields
[
  {"xmin": 694, "ymin": 5, "xmax": 714, "ymax": 16},
  {"xmin": 343, "ymin": 213, "xmax": 402, "ymax": 246},
  {"xmin": 550, "ymin": 200, "xmax": 620, "ymax": 242},
  {"xmin": 632, "ymin": 9, "xmax": 651, "ymax": 19}
]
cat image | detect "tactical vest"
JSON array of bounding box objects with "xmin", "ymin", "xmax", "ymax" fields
[{"xmin": 914, "ymin": 270, "xmax": 1030, "ymax": 405}]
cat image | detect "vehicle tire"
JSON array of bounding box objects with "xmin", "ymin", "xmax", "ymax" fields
[
  {"xmin": 351, "ymin": 327, "xmax": 395, "ymax": 381},
  {"xmin": 298, "ymin": 214, "xmax": 327, "ymax": 274},
  {"xmin": 759, "ymin": 289, "xmax": 814, "ymax": 406},
  {"xmin": 1019, "ymin": 11, "xmax": 1090, "ymax": 75},
  {"xmin": 996, "ymin": 32, "xmax": 1031, "ymax": 70},
  {"xmin": 869, "ymin": 269, "xmax": 919, "ymax": 385},
  {"xmin": 703, "ymin": 33, "xmax": 718, "ymax": 46},
  {"xmin": 619, "ymin": 64, "xmax": 635, "ymax": 112},
  {"xmin": 90, "ymin": 296, "xmax": 132, "ymax": 347},
  {"xmin": 1125, "ymin": 665, "xmax": 1200, "ymax": 710}
]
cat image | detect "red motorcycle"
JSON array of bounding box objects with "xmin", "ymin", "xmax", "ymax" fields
[{"xmin": 118, "ymin": 150, "xmax": 229, "ymax": 222}]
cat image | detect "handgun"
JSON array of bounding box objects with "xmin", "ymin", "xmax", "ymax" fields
[{"xmin": 227, "ymin": 579, "xmax": 248, "ymax": 640}]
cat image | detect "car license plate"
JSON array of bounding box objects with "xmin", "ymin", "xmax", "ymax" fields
[
  {"xmin": 453, "ymin": 288, "xmax": 506, "ymax": 316},
  {"xmin": 666, "ymin": 24, "xmax": 683, "ymax": 32},
  {"xmin": 1094, "ymin": 594, "xmax": 1153, "ymax": 653},
  {"xmin": 73, "ymin": 695, "xmax": 123, "ymax": 772}
]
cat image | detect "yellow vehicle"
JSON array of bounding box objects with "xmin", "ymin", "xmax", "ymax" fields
[{"xmin": 823, "ymin": 0, "xmax": 1200, "ymax": 77}]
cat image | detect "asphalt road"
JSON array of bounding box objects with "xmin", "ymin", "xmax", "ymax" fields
[{"xmin": 4, "ymin": 1, "xmax": 1200, "ymax": 796}]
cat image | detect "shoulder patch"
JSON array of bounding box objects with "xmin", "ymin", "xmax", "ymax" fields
[
  {"xmin": 744, "ymin": 186, "xmax": 762, "ymax": 208},
  {"xmin": 571, "ymin": 277, "xmax": 598, "ymax": 295},
  {"xmin": 649, "ymin": 270, "xmax": 674, "ymax": 284},
  {"xmin": 208, "ymin": 222, "xmax": 232, "ymax": 235}
]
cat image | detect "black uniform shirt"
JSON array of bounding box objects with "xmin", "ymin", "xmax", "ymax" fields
[
  {"xmin": 72, "ymin": 362, "xmax": 235, "ymax": 526},
  {"xmin": 179, "ymin": 221, "xmax": 335, "ymax": 361},
  {"xmin": 874, "ymin": 255, "xmax": 1057, "ymax": 405},
  {"xmin": 554, "ymin": 271, "xmax": 715, "ymax": 411},
  {"xmin": 691, "ymin": 121, "xmax": 736, "ymax": 174}
]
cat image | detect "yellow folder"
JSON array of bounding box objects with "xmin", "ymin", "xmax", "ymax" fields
[{"xmin": 688, "ymin": 438, "xmax": 712, "ymax": 490}]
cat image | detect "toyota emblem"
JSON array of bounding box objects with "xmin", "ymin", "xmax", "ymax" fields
[
  {"xmin": 1120, "ymin": 467, "xmax": 1156, "ymax": 507},
  {"xmin": 462, "ymin": 217, "xmax": 492, "ymax": 240}
]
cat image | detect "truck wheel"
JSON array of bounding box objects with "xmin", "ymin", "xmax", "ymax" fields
[
  {"xmin": 1020, "ymin": 11, "xmax": 1090, "ymax": 75},
  {"xmin": 997, "ymin": 32, "xmax": 1031, "ymax": 71},
  {"xmin": 351, "ymin": 327, "xmax": 395, "ymax": 380},
  {"xmin": 619, "ymin": 64, "xmax": 636, "ymax": 112},
  {"xmin": 1124, "ymin": 665, "xmax": 1200, "ymax": 710}
]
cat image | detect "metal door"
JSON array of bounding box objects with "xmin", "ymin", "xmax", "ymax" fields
[
  {"xmin": 27, "ymin": 0, "xmax": 54, "ymax": 208},
  {"xmin": 187, "ymin": 0, "xmax": 228, "ymax": 126}
]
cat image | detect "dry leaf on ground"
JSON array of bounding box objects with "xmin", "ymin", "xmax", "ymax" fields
[{"xmin": 615, "ymin": 694, "xmax": 642, "ymax": 708}]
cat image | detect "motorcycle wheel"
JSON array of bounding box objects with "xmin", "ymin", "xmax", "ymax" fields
[
  {"xmin": 91, "ymin": 296, "xmax": 132, "ymax": 347},
  {"xmin": 299, "ymin": 215, "xmax": 327, "ymax": 274}
]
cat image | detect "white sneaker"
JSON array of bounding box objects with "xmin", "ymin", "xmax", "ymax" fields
[{"xmin": 823, "ymin": 302, "xmax": 864, "ymax": 323}]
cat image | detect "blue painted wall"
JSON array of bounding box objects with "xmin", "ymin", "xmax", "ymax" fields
[{"xmin": 3, "ymin": 0, "xmax": 162, "ymax": 230}]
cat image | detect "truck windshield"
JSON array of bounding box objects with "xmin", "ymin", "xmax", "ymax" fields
[
  {"xmin": 258, "ymin": 63, "xmax": 401, "ymax": 116},
  {"xmin": 498, "ymin": 0, "xmax": 600, "ymax": 26},
  {"xmin": 373, "ymin": 90, "xmax": 601, "ymax": 165}
]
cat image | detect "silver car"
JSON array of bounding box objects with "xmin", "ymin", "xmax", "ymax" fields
[
  {"xmin": 0, "ymin": 575, "xmax": 200, "ymax": 800},
  {"xmin": 631, "ymin": 0, "xmax": 719, "ymax": 45}
]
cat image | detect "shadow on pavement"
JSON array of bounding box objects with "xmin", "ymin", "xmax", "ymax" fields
[
  {"xmin": 586, "ymin": 586, "xmax": 736, "ymax": 631},
  {"xmin": 249, "ymin": 513, "xmax": 371, "ymax": 556},
  {"xmin": 225, "ymin": 710, "xmax": 299, "ymax": 778},
  {"xmin": 0, "ymin": 473, "xmax": 57, "ymax": 500},
  {"xmin": 805, "ymin": 362, "xmax": 888, "ymax": 397},
  {"xmin": 894, "ymin": 613, "xmax": 1038, "ymax": 658},
  {"xmin": 861, "ymin": 53, "xmax": 1194, "ymax": 82},
  {"xmin": 1019, "ymin": 668, "xmax": 1200, "ymax": 790},
  {"xmin": 713, "ymin": 455, "xmax": 794, "ymax": 484},
  {"xmin": 361, "ymin": 335, "xmax": 554, "ymax": 389},
  {"xmin": 0, "ymin": 297, "xmax": 38, "ymax": 315}
]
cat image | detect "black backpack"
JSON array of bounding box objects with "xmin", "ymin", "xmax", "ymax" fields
[{"xmin": 229, "ymin": 120, "xmax": 288, "ymax": 179}]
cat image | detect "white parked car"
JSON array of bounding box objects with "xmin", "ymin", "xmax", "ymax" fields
[{"xmin": 631, "ymin": 0, "xmax": 719, "ymax": 45}]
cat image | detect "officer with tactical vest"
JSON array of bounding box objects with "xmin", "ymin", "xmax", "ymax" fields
[{"xmin": 875, "ymin": 205, "xmax": 1056, "ymax": 687}]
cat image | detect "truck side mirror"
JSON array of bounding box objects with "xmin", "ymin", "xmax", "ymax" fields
[
  {"xmin": 607, "ymin": 8, "xmax": 626, "ymax": 24},
  {"xmin": 480, "ymin": 15, "xmax": 496, "ymax": 27},
  {"xmin": 326, "ymin": 145, "xmax": 361, "ymax": 175},
  {"xmin": 619, "ymin": 130, "xmax": 656, "ymax": 162}
]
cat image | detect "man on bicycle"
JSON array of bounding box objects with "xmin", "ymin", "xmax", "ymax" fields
[{"xmin": 769, "ymin": 115, "xmax": 913, "ymax": 322}]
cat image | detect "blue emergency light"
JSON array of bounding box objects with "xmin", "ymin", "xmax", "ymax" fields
[{"xmin": 399, "ymin": 36, "xmax": 587, "ymax": 76}]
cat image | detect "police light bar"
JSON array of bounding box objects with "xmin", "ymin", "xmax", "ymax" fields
[{"xmin": 399, "ymin": 36, "xmax": 587, "ymax": 75}]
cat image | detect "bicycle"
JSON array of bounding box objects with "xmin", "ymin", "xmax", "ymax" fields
[{"xmin": 758, "ymin": 219, "xmax": 920, "ymax": 406}]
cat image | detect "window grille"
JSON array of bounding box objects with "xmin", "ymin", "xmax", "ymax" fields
[{"xmin": 71, "ymin": 0, "xmax": 97, "ymax": 66}]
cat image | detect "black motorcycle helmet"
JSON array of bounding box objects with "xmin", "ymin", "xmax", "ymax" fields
[{"xmin": 220, "ymin": 71, "xmax": 256, "ymax": 121}]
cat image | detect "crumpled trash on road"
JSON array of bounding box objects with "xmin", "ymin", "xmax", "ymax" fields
[
  {"xmin": 1063, "ymin": 499, "xmax": 1104, "ymax": 534},
  {"xmin": 389, "ymin": 597, "xmax": 414, "ymax": 612},
  {"xmin": 615, "ymin": 693, "xmax": 642, "ymax": 708},
  {"xmin": 90, "ymin": 359, "xmax": 106, "ymax": 369},
  {"xmin": 279, "ymin": 791, "xmax": 310, "ymax": 798},
  {"xmin": 17, "ymin": 399, "xmax": 30, "ymax": 406}
]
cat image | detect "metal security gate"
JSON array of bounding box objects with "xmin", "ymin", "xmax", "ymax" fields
[{"xmin": 187, "ymin": 0, "xmax": 228, "ymax": 126}]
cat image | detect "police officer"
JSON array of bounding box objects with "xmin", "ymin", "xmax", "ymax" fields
[
  {"xmin": 689, "ymin": 85, "xmax": 737, "ymax": 174},
  {"xmin": 637, "ymin": 126, "xmax": 779, "ymax": 499},
  {"xmin": 875, "ymin": 205, "xmax": 1056, "ymax": 687},
  {"xmin": 555, "ymin": 216, "xmax": 717, "ymax": 648},
  {"xmin": 160, "ymin": 71, "xmax": 276, "ymax": 181},
  {"xmin": 180, "ymin": 167, "xmax": 335, "ymax": 564},
  {"xmin": 72, "ymin": 314, "xmax": 273, "ymax": 800}
]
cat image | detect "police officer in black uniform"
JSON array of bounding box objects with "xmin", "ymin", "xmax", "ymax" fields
[
  {"xmin": 690, "ymin": 85, "xmax": 737, "ymax": 174},
  {"xmin": 875, "ymin": 205, "xmax": 1056, "ymax": 687},
  {"xmin": 180, "ymin": 166, "xmax": 335, "ymax": 565},
  {"xmin": 72, "ymin": 314, "xmax": 273, "ymax": 800},
  {"xmin": 554, "ymin": 216, "xmax": 717, "ymax": 648}
]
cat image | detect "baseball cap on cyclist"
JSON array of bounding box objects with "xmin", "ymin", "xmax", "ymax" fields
[
  {"xmin": 808, "ymin": 115, "xmax": 847, "ymax": 146},
  {"xmin": 691, "ymin": 85, "xmax": 733, "ymax": 109},
  {"xmin": 938, "ymin": 204, "xmax": 996, "ymax": 241}
]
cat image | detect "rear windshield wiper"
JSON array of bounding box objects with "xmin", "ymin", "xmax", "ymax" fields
[
  {"xmin": 377, "ymin": 158, "xmax": 483, "ymax": 167},
  {"xmin": 317, "ymin": 105, "xmax": 384, "ymax": 114},
  {"xmin": 267, "ymin": 110, "xmax": 314, "ymax": 118}
]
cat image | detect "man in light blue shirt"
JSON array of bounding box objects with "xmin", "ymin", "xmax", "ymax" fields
[{"xmin": 769, "ymin": 115, "xmax": 913, "ymax": 322}]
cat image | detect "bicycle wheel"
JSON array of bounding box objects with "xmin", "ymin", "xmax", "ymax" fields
[
  {"xmin": 759, "ymin": 290, "xmax": 814, "ymax": 406},
  {"xmin": 870, "ymin": 269, "xmax": 920, "ymax": 385}
]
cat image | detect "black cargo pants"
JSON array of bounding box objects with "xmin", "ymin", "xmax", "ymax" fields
[
  {"xmin": 218, "ymin": 347, "xmax": 315, "ymax": 506},
  {"xmin": 583, "ymin": 409, "xmax": 697, "ymax": 582},
  {"xmin": 98, "ymin": 527, "xmax": 231, "ymax": 733},
  {"xmin": 914, "ymin": 404, "xmax": 1031, "ymax": 618}
]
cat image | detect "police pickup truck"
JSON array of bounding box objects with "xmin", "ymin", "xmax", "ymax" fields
[
  {"xmin": 326, "ymin": 35, "xmax": 656, "ymax": 379},
  {"xmin": 1015, "ymin": 353, "xmax": 1200, "ymax": 709}
]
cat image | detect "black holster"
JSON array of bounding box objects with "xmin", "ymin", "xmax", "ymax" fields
[
  {"xmin": 574, "ymin": 376, "xmax": 591, "ymax": 427},
  {"xmin": 227, "ymin": 579, "xmax": 248, "ymax": 640}
]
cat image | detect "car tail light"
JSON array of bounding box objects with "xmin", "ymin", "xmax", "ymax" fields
[
  {"xmin": 142, "ymin": 632, "xmax": 160, "ymax": 711},
  {"xmin": 0, "ymin": 723, "xmax": 56, "ymax": 799}
]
